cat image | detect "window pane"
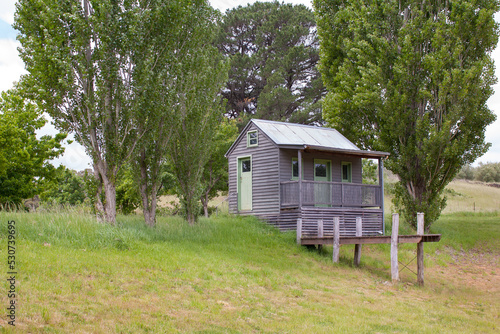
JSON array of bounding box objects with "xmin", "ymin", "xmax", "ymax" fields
[
  {"xmin": 248, "ymin": 131, "xmax": 258, "ymax": 146},
  {"xmin": 242, "ymin": 159, "xmax": 251, "ymax": 172},
  {"xmin": 292, "ymin": 160, "xmax": 298, "ymax": 178},
  {"xmin": 342, "ymin": 163, "xmax": 351, "ymax": 182},
  {"xmin": 315, "ymin": 163, "xmax": 327, "ymax": 177},
  {"xmin": 343, "ymin": 164, "xmax": 349, "ymax": 180}
]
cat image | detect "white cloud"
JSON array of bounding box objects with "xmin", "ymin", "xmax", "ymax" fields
[
  {"xmin": 0, "ymin": 0, "xmax": 16, "ymax": 25},
  {"xmin": 0, "ymin": 39, "xmax": 25, "ymax": 92}
]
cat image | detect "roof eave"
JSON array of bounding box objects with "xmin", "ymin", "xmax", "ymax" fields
[
  {"xmin": 277, "ymin": 144, "xmax": 389, "ymax": 158},
  {"xmin": 304, "ymin": 145, "xmax": 390, "ymax": 158}
]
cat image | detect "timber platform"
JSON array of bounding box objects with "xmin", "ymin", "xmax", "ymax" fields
[
  {"xmin": 300, "ymin": 234, "xmax": 441, "ymax": 246},
  {"xmin": 296, "ymin": 213, "xmax": 441, "ymax": 286}
]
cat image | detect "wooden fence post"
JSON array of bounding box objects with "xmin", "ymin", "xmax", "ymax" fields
[
  {"xmin": 417, "ymin": 212, "xmax": 424, "ymax": 286},
  {"xmin": 391, "ymin": 213, "xmax": 399, "ymax": 283},
  {"xmin": 354, "ymin": 217, "xmax": 362, "ymax": 267},
  {"xmin": 318, "ymin": 219, "xmax": 324, "ymax": 251},
  {"xmin": 296, "ymin": 218, "xmax": 302, "ymax": 245},
  {"xmin": 332, "ymin": 217, "xmax": 340, "ymax": 263}
]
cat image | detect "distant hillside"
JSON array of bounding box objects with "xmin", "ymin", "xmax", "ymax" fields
[{"xmin": 384, "ymin": 179, "xmax": 500, "ymax": 214}]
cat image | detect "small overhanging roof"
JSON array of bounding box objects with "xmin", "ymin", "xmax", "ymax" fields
[
  {"xmin": 225, "ymin": 119, "xmax": 389, "ymax": 158},
  {"xmin": 281, "ymin": 145, "xmax": 389, "ymax": 158}
]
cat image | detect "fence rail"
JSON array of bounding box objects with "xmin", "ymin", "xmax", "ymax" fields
[{"xmin": 281, "ymin": 180, "xmax": 382, "ymax": 208}]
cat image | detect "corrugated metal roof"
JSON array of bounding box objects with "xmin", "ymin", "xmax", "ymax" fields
[{"xmin": 252, "ymin": 119, "xmax": 360, "ymax": 150}]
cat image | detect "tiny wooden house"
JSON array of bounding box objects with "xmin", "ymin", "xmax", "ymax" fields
[{"xmin": 225, "ymin": 119, "xmax": 389, "ymax": 235}]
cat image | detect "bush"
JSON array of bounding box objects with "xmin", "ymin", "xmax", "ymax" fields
[{"xmin": 455, "ymin": 162, "xmax": 500, "ymax": 183}]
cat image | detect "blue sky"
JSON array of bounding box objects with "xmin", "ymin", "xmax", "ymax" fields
[{"xmin": 1, "ymin": 0, "xmax": 499, "ymax": 170}]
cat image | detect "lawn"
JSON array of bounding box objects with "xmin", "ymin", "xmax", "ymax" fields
[{"xmin": 0, "ymin": 209, "xmax": 498, "ymax": 333}]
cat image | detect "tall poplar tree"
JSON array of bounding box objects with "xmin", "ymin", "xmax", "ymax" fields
[
  {"xmin": 168, "ymin": 40, "xmax": 229, "ymax": 225},
  {"xmin": 132, "ymin": 0, "xmax": 224, "ymax": 226},
  {"xmin": 314, "ymin": 0, "xmax": 498, "ymax": 229},
  {"xmin": 15, "ymin": 0, "xmax": 143, "ymax": 224}
]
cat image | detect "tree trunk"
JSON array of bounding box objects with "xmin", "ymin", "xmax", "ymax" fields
[
  {"xmin": 140, "ymin": 193, "xmax": 158, "ymax": 227},
  {"xmin": 201, "ymin": 192, "xmax": 209, "ymax": 218},
  {"xmin": 93, "ymin": 165, "xmax": 105, "ymax": 222},
  {"xmin": 103, "ymin": 178, "xmax": 117, "ymax": 225},
  {"xmin": 94, "ymin": 160, "xmax": 117, "ymax": 225},
  {"xmin": 187, "ymin": 211, "xmax": 196, "ymax": 226}
]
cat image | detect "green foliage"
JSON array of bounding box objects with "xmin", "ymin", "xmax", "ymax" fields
[
  {"xmin": 362, "ymin": 159, "xmax": 378, "ymax": 184},
  {"xmin": 14, "ymin": 0, "xmax": 147, "ymax": 223},
  {"xmin": 200, "ymin": 119, "xmax": 239, "ymax": 216},
  {"xmin": 0, "ymin": 88, "xmax": 66, "ymax": 206},
  {"xmin": 456, "ymin": 162, "xmax": 500, "ymax": 182},
  {"xmin": 82, "ymin": 169, "xmax": 99, "ymax": 213},
  {"xmin": 217, "ymin": 1, "xmax": 325, "ymax": 124},
  {"xmin": 169, "ymin": 8, "xmax": 230, "ymax": 225},
  {"xmin": 115, "ymin": 165, "xmax": 141, "ymax": 215},
  {"xmin": 129, "ymin": 0, "xmax": 219, "ymax": 226},
  {"xmin": 40, "ymin": 166, "xmax": 86, "ymax": 205},
  {"xmin": 475, "ymin": 162, "xmax": 500, "ymax": 182},
  {"xmin": 474, "ymin": 162, "xmax": 500, "ymax": 183},
  {"xmin": 315, "ymin": 0, "xmax": 499, "ymax": 230},
  {"xmin": 456, "ymin": 164, "xmax": 475, "ymax": 180}
]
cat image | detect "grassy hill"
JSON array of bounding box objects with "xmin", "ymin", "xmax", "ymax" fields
[
  {"xmin": 0, "ymin": 200, "xmax": 498, "ymax": 333},
  {"xmin": 383, "ymin": 178, "xmax": 500, "ymax": 215}
]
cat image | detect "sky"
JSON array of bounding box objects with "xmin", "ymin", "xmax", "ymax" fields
[{"xmin": 1, "ymin": 0, "xmax": 499, "ymax": 171}]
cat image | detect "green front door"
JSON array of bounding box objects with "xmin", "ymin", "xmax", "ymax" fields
[
  {"xmin": 314, "ymin": 159, "xmax": 331, "ymax": 207},
  {"xmin": 238, "ymin": 157, "xmax": 252, "ymax": 211}
]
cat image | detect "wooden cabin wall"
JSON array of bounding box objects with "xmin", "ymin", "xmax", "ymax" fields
[
  {"xmin": 279, "ymin": 149, "xmax": 362, "ymax": 183},
  {"xmin": 227, "ymin": 123, "xmax": 281, "ymax": 216}
]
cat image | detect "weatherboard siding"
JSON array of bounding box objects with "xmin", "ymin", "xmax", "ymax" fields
[
  {"xmin": 227, "ymin": 123, "xmax": 280, "ymax": 216},
  {"xmin": 278, "ymin": 149, "xmax": 362, "ymax": 183}
]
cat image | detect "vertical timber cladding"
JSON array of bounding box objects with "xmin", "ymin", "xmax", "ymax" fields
[{"xmin": 227, "ymin": 122, "xmax": 281, "ymax": 216}]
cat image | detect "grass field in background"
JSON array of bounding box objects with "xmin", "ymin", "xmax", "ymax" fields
[
  {"xmin": 383, "ymin": 179, "xmax": 500, "ymax": 215},
  {"xmin": 0, "ymin": 207, "xmax": 498, "ymax": 333}
]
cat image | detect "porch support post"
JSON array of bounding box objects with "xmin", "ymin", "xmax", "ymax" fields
[
  {"xmin": 298, "ymin": 149, "xmax": 303, "ymax": 209},
  {"xmin": 417, "ymin": 212, "xmax": 424, "ymax": 286},
  {"xmin": 354, "ymin": 217, "xmax": 362, "ymax": 267},
  {"xmin": 379, "ymin": 157, "xmax": 385, "ymax": 235},
  {"xmin": 317, "ymin": 219, "xmax": 324, "ymax": 251}
]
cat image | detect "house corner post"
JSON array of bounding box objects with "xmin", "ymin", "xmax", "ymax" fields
[
  {"xmin": 298, "ymin": 149, "xmax": 303, "ymax": 209},
  {"xmin": 417, "ymin": 212, "xmax": 424, "ymax": 286},
  {"xmin": 379, "ymin": 157, "xmax": 385, "ymax": 234}
]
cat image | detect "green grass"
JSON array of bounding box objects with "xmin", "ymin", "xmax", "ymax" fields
[{"xmin": 0, "ymin": 210, "xmax": 498, "ymax": 333}]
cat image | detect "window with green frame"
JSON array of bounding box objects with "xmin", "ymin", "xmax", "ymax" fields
[
  {"xmin": 341, "ymin": 161, "xmax": 352, "ymax": 183},
  {"xmin": 292, "ymin": 157, "xmax": 305, "ymax": 180},
  {"xmin": 247, "ymin": 130, "xmax": 258, "ymax": 147}
]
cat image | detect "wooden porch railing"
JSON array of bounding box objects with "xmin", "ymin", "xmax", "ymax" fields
[{"xmin": 280, "ymin": 180, "xmax": 382, "ymax": 208}]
